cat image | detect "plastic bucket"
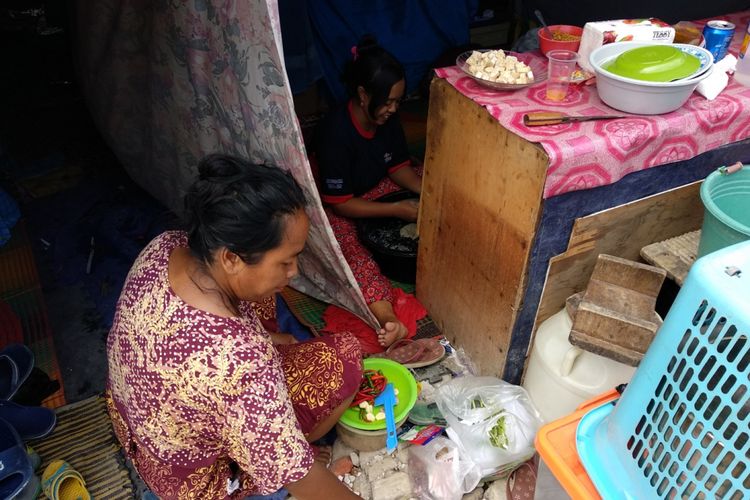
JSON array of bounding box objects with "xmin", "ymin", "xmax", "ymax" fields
[
  {"xmin": 696, "ymin": 165, "xmax": 750, "ymax": 257},
  {"xmin": 522, "ymin": 308, "xmax": 636, "ymax": 423}
]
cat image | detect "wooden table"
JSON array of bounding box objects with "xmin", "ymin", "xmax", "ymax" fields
[{"xmin": 416, "ymin": 77, "xmax": 750, "ymax": 383}]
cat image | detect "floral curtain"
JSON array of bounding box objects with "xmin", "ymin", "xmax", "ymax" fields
[{"xmin": 74, "ymin": 0, "xmax": 377, "ymax": 327}]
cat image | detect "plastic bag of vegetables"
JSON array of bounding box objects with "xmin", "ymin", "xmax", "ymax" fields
[{"xmin": 434, "ymin": 376, "xmax": 542, "ymax": 477}]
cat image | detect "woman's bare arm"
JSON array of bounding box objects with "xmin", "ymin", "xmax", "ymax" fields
[
  {"xmin": 331, "ymin": 197, "xmax": 417, "ymax": 221},
  {"xmin": 388, "ymin": 165, "xmax": 422, "ymax": 194},
  {"xmin": 285, "ymin": 462, "xmax": 361, "ymax": 500}
]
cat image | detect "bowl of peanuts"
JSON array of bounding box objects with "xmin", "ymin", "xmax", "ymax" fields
[
  {"xmin": 456, "ymin": 49, "xmax": 546, "ymax": 90},
  {"xmin": 538, "ymin": 25, "xmax": 583, "ymax": 55}
]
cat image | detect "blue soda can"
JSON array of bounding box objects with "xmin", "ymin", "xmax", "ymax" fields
[{"xmin": 703, "ymin": 20, "xmax": 735, "ymax": 62}]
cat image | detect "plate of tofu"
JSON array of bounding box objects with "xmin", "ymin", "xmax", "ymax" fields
[{"xmin": 456, "ymin": 49, "xmax": 547, "ymax": 90}]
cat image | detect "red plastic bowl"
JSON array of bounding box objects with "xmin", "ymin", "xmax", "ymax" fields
[{"xmin": 538, "ymin": 25, "xmax": 583, "ymax": 55}]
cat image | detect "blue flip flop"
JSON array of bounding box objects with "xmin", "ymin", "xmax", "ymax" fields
[
  {"xmin": 0, "ymin": 417, "xmax": 34, "ymax": 500},
  {"xmin": 0, "ymin": 344, "xmax": 34, "ymax": 400},
  {"xmin": 13, "ymin": 474, "xmax": 41, "ymax": 500},
  {"xmin": 0, "ymin": 400, "xmax": 57, "ymax": 440}
]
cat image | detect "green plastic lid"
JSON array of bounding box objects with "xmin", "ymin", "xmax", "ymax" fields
[
  {"xmin": 604, "ymin": 45, "xmax": 701, "ymax": 82},
  {"xmin": 338, "ymin": 357, "xmax": 418, "ymax": 431}
]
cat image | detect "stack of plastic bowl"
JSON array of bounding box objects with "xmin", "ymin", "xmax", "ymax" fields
[{"xmin": 589, "ymin": 42, "xmax": 714, "ymax": 114}]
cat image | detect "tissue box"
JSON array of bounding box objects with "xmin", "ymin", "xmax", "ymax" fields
[{"xmin": 578, "ymin": 18, "xmax": 675, "ymax": 72}]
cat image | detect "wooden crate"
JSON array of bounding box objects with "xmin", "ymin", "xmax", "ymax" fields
[{"xmin": 569, "ymin": 254, "xmax": 666, "ymax": 366}]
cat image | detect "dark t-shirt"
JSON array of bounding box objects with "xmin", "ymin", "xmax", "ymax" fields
[{"xmin": 316, "ymin": 101, "xmax": 410, "ymax": 204}]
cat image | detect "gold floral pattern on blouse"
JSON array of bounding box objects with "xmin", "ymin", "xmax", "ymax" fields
[{"xmin": 106, "ymin": 232, "xmax": 323, "ymax": 499}]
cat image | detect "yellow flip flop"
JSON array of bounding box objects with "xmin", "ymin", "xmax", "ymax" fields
[{"xmin": 41, "ymin": 460, "xmax": 91, "ymax": 500}]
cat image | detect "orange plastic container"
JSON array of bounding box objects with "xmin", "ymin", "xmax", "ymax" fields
[
  {"xmin": 538, "ymin": 25, "xmax": 583, "ymax": 55},
  {"xmin": 534, "ymin": 389, "xmax": 619, "ymax": 499}
]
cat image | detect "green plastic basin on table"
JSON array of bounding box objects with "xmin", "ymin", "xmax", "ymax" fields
[
  {"xmin": 338, "ymin": 357, "xmax": 418, "ymax": 431},
  {"xmin": 604, "ymin": 45, "xmax": 701, "ymax": 82}
]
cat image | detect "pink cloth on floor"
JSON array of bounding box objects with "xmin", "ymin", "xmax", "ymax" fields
[{"xmin": 321, "ymin": 288, "xmax": 428, "ymax": 354}]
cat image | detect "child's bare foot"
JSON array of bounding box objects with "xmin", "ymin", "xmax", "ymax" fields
[{"xmin": 377, "ymin": 320, "xmax": 408, "ymax": 348}]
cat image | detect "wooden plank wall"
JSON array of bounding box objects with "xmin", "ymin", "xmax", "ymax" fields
[
  {"xmin": 416, "ymin": 78, "xmax": 548, "ymax": 376},
  {"xmin": 533, "ymin": 181, "xmax": 705, "ymax": 332}
]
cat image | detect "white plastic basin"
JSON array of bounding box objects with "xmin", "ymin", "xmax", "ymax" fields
[{"xmin": 590, "ymin": 42, "xmax": 714, "ymax": 115}]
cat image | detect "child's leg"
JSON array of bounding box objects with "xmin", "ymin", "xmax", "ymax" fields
[
  {"xmin": 326, "ymin": 209, "xmax": 392, "ymax": 305},
  {"xmin": 325, "ymin": 209, "xmax": 408, "ymax": 347}
]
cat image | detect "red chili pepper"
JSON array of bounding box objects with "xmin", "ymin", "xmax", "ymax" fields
[{"xmin": 351, "ymin": 369, "xmax": 390, "ymax": 415}]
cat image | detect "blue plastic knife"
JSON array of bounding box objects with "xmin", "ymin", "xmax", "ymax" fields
[{"xmin": 374, "ymin": 382, "xmax": 398, "ymax": 453}]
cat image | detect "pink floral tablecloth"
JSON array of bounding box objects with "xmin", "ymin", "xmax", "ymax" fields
[{"xmin": 435, "ymin": 11, "xmax": 750, "ymax": 199}]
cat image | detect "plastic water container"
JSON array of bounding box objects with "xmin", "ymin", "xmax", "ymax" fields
[
  {"xmin": 522, "ymin": 307, "xmax": 637, "ymax": 423},
  {"xmin": 697, "ymin": 164, "xmax": 750, "ymax": 257},
  {"xmin": 576, "ymin": 240, "xmax": 750, "ymax": 499}
]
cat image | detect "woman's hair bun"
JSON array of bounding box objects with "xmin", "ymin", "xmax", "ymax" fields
[
  {"xmin": 185, "ymin": 154, "xmax": 306, "ymax": 265},
  {"xmin": 356, "ymin": 34, "xmax": 380, "ymax": 56}
]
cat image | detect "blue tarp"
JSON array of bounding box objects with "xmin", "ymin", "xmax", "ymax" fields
[
  {"xmin": 0, "ymin": 188, "xmax": 20, "ymax": 247},
  {"xmin": 279, "ymin": 0, "xmax": 323, "ymax": 94},
  {"xmin": 308, "ymin": 0, "xmax": 475, "ymax": 102}
]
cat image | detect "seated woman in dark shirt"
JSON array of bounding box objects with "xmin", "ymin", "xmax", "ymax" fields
[{"xmin": 316, "ymin": 36, "xmax": 423, "ymax": 349}]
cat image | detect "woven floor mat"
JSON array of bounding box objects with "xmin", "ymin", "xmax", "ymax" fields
[{"xmin": 29, "ymin": 395, "xmax": 134, "ymax": 499}]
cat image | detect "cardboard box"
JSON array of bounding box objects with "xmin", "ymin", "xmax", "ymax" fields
[{"xmin": 578, "ymin": 18, "xmax": 675, "ymax": 72}]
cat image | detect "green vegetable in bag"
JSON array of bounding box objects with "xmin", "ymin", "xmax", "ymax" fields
[{"xmin": 488, "ymin": 414, "xmax": 509, "ymax": 449}]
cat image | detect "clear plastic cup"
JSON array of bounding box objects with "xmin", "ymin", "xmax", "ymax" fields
[{"xmin": 546, "ymin": 50, "xmax": 578, "ymax": 101}]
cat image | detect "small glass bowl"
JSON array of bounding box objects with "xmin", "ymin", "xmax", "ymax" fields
[{"xmin": 456, "ymin": 49, "xmax": 547, "ymax": 90}]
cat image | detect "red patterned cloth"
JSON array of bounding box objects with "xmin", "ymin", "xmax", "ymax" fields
[
  {"xmin": 321, "ymin": 288, "xmax": 427, "ymax": 354},
  {"xmin": 325, "ymin": 165, "xmax": 423, "ymax": 305},
  {"xmin": 435, "ymin": 10, "xmax": 750, "ymax": 199},
  {"xmin": 106, "ymin": 231, "xmax": 362, "ymax": 499}
]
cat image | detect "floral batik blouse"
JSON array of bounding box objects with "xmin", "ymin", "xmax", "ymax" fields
[{"xmin": 107, "ymin": 232, "xmax": 319, "ymax": 499}]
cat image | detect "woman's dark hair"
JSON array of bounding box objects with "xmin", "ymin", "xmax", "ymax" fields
[
  {"xmin": 343, "ymin": 35, "xmax": 405, "ymax": 117},
  {"xmin": 184, "ymin": 154, "xmax": 306, "ymax": 265}
]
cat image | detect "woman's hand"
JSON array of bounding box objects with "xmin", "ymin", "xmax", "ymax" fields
[
  {"xmin": 271, "ymin": 332, "xmax": 299, "ymax": 345},
  {"xmin": 392, "ymin": 199, "xmax": 419, "ymax": 221}
]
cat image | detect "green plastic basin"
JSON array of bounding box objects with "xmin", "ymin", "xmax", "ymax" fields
[
  {"xmin": 338, "ymin": 357, "xmax": 418, "ymax": 431},
  {"xmin": 604, "ymin": 45, "xmax": 701, "ymax": 82},
  {"xmin": 697, "ymin": 166, "xmax": 750, "ymax": 257}
]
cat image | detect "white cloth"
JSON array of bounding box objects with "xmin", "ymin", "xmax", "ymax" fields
[{"xmin": 697, "ymin": 54, "xmax": 738, "ymax": 100}]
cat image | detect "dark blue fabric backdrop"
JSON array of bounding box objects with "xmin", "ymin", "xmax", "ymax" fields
[
  {"xmin": 308, "ymin": 0, "xmax": 475, "ymax": 102},
  {"xmin": 279, "ymin": 0, "xmax": 323, "ymax": 94}
]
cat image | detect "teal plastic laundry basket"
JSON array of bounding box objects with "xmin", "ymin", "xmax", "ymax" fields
[{"xmin": 576, "ymin": 240, "xmax": 750, "ymax": 499}]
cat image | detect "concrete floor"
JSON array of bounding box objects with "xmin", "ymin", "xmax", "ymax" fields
[
  {"xmin": 535, "ymin": 461, "xmax": 569, "ymax": 499},
  {"xmin": 44, "ymin": 283, "xmax": 109, "ymax": 399}
]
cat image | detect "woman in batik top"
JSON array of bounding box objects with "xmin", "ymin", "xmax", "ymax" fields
[{"xmin": 106, "ymin": 154, "xmax": 363, "ymax": 500}]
